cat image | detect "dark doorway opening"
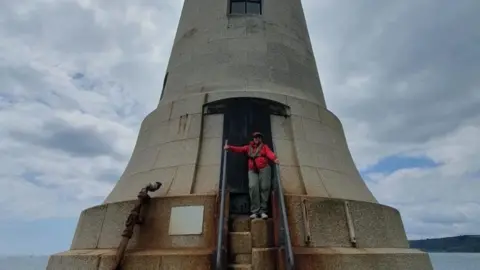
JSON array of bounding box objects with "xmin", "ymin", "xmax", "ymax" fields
[
  {"xmin": 222, "ymin": 98, "xmax": 273, "ymax": 214},
  {"xmin": 204, "ymin": 97, "xmax": 289, "ymax": 215}
]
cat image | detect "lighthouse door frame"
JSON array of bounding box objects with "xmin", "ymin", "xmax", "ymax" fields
[{"xmin": 203, "ymin": 97, "xmax": 289, "ymax": 214}]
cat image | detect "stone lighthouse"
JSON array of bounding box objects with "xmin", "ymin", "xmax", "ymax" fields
[{"xmin": 47, "ymin": 0, "xmax": 434, "ymax": 269}]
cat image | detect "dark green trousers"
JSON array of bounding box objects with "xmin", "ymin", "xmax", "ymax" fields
[{"xmin": 248, "ymin": 166, "xmax": 272, "ymax": 214}]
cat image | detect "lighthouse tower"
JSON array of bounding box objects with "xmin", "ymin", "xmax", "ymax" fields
[{"xmin": 48, "ymin": 0, "xmax": 434, "ymax": 269}]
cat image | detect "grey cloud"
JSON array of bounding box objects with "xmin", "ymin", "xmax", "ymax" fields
[
  {"xmin": 41, "ymin": 120, "xmax": 114, "ymax": 157},
  {"xmin": 405, "ymin": 220, "xmax": 459, "ymax": 239},
  {"xmin": 0, "ymin": 65, "xmax": 45, "ymax": 95},
  {"xmin": 70, "ymin": 72, "xmax": 100, "ymax": 92},
  {"xmin": 0, "ymin": 64, "xmax": 80, "ymax": 110},
  {"xmin": 97, "ymin": 169, "xmax": 122, "ymax": 183},
  {"xmin": 0, "ymin": 2, "xmax": 110, "ymax": 54},
  {"xmin": 71, "ymin": 73, "xmax": 84, "ymax": 80},
  {"xmin": 420, "ymin": 211, "xmax": 469, "ymax": 225},
  {"xmin": 11, "ymin": 119, "xmax": 116, "ymax": 158},
  {"xmin": 406, "ymin": 204, "xmax": 471, "ymax": 225},
  {"xmin": 0, "ymin": 0, "xmax": 176, "ymax": 57},
  {"xmin": 20, "ymin": 170, "xmax": 50, "ymax": 188},
  {"xmin": 305, "ymin": 0, "xmax": 480, "ymax": 143}
]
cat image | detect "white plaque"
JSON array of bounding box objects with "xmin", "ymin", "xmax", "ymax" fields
[{"xmin": 168, "ymin": 205, "xmax": 204, "ymax": 235}]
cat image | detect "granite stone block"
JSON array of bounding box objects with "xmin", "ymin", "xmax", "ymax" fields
[
  {"xmin": 229, "ymin": 232, "xmax": 252, "ymax": 254},
  {"xmin": 71, "ymin": 205, "xmax": 107, "ymax": 249},
  {"xmin": 232, "ymin": 254, "xmax": 252, "ymax": 264},
  {"xmin": 97, "ymin": 200, "xmax": 139, "ymax": 249},
  {"xmin": 251, "ymin": 219, "xmax": 274, "ymax": 248},
  {"xmin": 383, "ymin": 206, "xmax": 409, "ymax": 248},
  {"xmin": 252, "ymin": 248, "xmax": 276, "ymax": 270},
  {"xmin": 231, "ymin": 216, "xmax": 251, "ymax": 232},
  {"xmin": 47, "ymin": 253, "xmax": 100, "ymax": 270},
  {"xmin": 349, "ymin": 201, "xmax": 389, "ymax": 248},
  {"xmin": 305, "ymin": 199, "xmax": 352, "ymax": 247}
]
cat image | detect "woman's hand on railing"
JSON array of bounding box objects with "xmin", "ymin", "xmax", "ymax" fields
[
  {"xmin": 224, "ymin": 144, "xmax": 230, "ymax": 150},
  {"xmin": 274, "ymin": 159, "xmax": 280, "ymax": 164}
]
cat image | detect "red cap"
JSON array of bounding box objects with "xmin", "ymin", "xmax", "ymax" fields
[{"xmin": 252, "ymin": 132, "xmax": 263, "ymax": 138}]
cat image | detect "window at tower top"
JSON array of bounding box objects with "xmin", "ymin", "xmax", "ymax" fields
[{"xmin": 230, "ymin": 0, "xmax": 262, "ymax": 15}]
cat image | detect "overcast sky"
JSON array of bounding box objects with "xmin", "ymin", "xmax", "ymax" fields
[{"xmin": 0, "ymin": 0, "xmax": 479, "ymax": 255}]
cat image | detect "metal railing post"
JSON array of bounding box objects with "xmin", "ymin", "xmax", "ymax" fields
[
  {"xmin": 272, "ymin": 141, "xmax": 295, "ymax": 270},
  {"xmin": 215, "ymin": 139, "xmax": 228, "ymax": 270}
]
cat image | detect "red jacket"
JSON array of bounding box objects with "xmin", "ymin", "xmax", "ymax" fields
[{"xmin": 228, "ymin": 142, "xmax": 277, "ymax": 171}]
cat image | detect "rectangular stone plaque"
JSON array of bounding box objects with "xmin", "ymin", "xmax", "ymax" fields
[{"xmin": 169, "ymin": 205, "xmax": 204, "ymax": 235}]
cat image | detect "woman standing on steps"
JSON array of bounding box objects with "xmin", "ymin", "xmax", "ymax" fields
[{"xmin": 224, "ymin": 132, "xmax": 280, "ymax": 220}]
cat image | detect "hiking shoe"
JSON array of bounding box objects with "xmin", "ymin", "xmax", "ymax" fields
[
  {"xmin": 250, "ymin": 213, "xmax": 258, "ymax": 219},
  {"xmin": 260, "ymin": 213, "xmax": 268, "ymax": 219}
]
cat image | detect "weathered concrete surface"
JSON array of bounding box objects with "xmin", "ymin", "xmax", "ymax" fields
[
  {"xmin": 252, "ymin": 248, "xmax": 276, "ymax": 270},
  {"xmin": 104, "ymin": 106, "xmax": 225, "ymax": 203},
  {"xmin": 47, "ymin": 248, "xmax": 212, "ymax": 270},
  {"xmin": 71, "ymin": 195, "xmax": 217, "ymax": 250},
  {"xmin": 230, "ymin": 215, "xmax": 251, "ymax": 232},
  {"xmin": 227, "ymin": 264, "xmax": 252, "ymax": 270},
  {"xmin": 229, "ymin": 232, "xmax": 253, "ymax": 255},
  {"xmin": 284, "ymin": 195, "xmax": 409, "ymax": 249},
  {"xmin": 52, "ymin": 194, "xmax": 432, "ymax": 269},
  {"xmin": 103, "ymin": 0, "xmax": 379, "ymax": 203},
  {"xmin": 231, "ymin": 254, "xmax": 252, "ymax": 264},
  {"xmin": 251, "ymin": 219, "xmax": 274, "ymax": 248},
  {"xmin": 293, "ymin": 247, "xmax": 433, "ymax": 270},
  {"xmin": 105, "ymin": 100, "xmax": 377, "ymax": 203},
  {"xmin": 162, "ymin": 0, "xmax": 326, "ymax": 105}
]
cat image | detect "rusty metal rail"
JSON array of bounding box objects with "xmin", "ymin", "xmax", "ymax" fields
[
  {"xmin": 112, "ymin": 181, "xmax": 162, "ymax": 270},
  {"xmin": 344, "ymin": 201, "xmax": 357, "ymax": 247},
  {"xmin": 301, "ymin": 198, "xmax": 312, "ymax": 246}
]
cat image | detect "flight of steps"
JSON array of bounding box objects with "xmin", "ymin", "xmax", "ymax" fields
[{"xmin": 227, "ymin": 215, "xmax": 277, "ymax": 270}]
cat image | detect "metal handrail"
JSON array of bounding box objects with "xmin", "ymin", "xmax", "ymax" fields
[
  {"xmin": 272, "ymin": 142, "xmax": 295, "ymax": 270},
  {"xmin": 215, "ymin": 139, "xmax": 228, "ymax": 270}
]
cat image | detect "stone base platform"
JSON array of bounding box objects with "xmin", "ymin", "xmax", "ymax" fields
[
  {"xmin": 292, "ymin": 247, "xmax": 433, "ymax": 270},
  {"xmin": 46, "ymin": 247, "xmax": 433, "ymax": 270},
  {"xmin": 47, "ymin": 248, "xmax": 213, "ymax": 270},
  {"xmin": 46, "ymin": 194, "xmax": 435, "ymax": 269}
]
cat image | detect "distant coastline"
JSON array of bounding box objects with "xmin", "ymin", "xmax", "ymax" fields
[{"xmin": 409, "ymin": 235, "xmax": 480, "ymax": 253}]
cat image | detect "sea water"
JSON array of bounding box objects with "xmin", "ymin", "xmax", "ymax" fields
[
  {"xmin": 430, "ymin": 253, "xmax": 480, "ymax": 270},
  {"xmin": 0, "ymin": 253, "xmax": 479, "ymax": 269}
]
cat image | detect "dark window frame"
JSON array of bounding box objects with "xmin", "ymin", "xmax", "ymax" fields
[{"xmin": 229, "ymin": 0, "xmax": 262, "ymax": 15}]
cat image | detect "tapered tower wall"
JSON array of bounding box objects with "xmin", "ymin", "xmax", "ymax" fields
[
  {"xmin": 104, "ymin": 94, "xmax": 377, "ymax": 204},
  {"xmin": 105, "ymin": 0, "xmax": 376, "ymax": 203},
  {"xmin": 161, "ymin": 0, "xmax": 325, "ymax": 104}
]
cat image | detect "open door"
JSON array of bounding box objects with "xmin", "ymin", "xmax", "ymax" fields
[{"xmin": 222, "ymin": 98, "xmax": 273, "ymax": 214}]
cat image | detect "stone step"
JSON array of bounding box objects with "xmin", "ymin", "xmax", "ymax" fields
[
  {"xmin": 227, "ymin": 264, "xmax": 252, "ymax": 270},
  {"xmin": 230, "ymin": 254, "xmax": 252, "ymax": 264},
  {"xmin": 229, "ymin": 232, "xmax": 252, "ymax": 254},
  {"xmin": 230, "ymin": 215, "xmax": 251, "ymax": 232},
  {"xmin": 251, "ymin": 218, "xmax": 274, "ymax": 248},
  {"xmin": 252, "ymin": 247, "xmax": 278, "ymax": 270}
]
